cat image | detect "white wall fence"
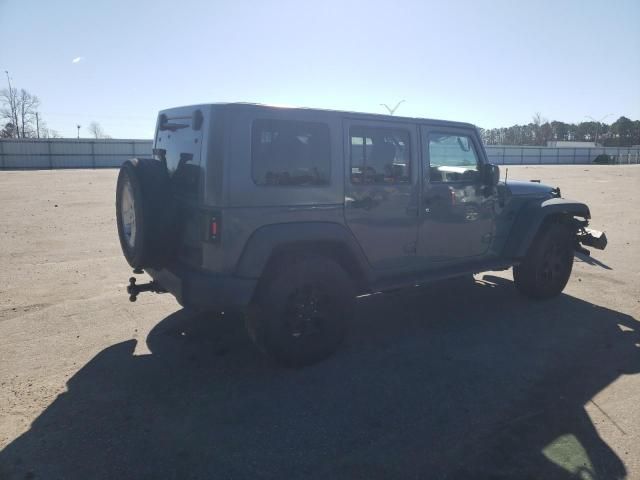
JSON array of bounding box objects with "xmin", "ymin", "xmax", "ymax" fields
[
  {"xmin": 0, "ymin": 139, "xmax": 153, "ymax": 169},
  {"xmin": 485, "ymin": 145, "xmax": 640, "ymax": 165},
  {"xmin": 1, "ymin": 138, "xmax": 639, "ymax": 169}
]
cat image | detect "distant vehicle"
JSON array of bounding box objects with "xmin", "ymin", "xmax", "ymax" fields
[{"xmin": 116, "ymin": 103, "xmax": 607, "ymax": 366}]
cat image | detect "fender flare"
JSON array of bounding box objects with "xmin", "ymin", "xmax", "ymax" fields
[
  {"xmin": 504, "ymin": 198, "xmax": 590, "ymax": 258},
  {"xmin": 234, "ymin": 222, "xmax": 372, "ymax": 284}
]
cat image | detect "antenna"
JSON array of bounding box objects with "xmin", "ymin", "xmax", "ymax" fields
[{"xmin": 505, "ymin": 167, "xmax": 509, "ymax": 185}]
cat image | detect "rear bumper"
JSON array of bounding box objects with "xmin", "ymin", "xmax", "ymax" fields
[{"xmin": 146, "ymin": 264, "xmax": 257, "ymax": 312}]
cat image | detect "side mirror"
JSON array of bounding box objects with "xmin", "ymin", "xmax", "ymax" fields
[{"xmin": 483, "ymin": 163, "xmax": 500, "ymax": 187}]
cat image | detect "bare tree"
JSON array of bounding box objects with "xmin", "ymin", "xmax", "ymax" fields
[
  {"xmin": 0, "ymin": 88, "xmax": 19, "ymax": 137},
  {"xmin": 17, "ymin": 89, "xmax": 40, "ymax": 138},
  {"xmin": 1, "ymin": 122, "xmax": 15, "ymax": 138},
  {"xmin": 0, "ymin": 87, "xmax": 40, "ymax": 138},
  {"xmin": 88, "ymin": 121, "xmax": 110, "ymax": 139},
  {"xmin": 37, "ymin": 119, "xmax": 61, "ymax": 139},
  {"xmin": 41, "ymin": 127, "xmax": 62, "ymax": 139},
  {"xmin": 2, "ymin": 71, "xmax": 20, "ymax": 137}
]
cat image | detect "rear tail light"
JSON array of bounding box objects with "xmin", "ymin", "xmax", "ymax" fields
[{"xmin": 209, "ymin": 216, "xmax": 219, "ymax": 241}]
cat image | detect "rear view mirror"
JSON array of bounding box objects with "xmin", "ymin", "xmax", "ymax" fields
[{"xmin": 483, "ymin": 163, "xmax": 500, "ymax": 187}]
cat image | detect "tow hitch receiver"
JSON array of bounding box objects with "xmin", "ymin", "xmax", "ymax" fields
[
  {"xmin": 578, "ymin": 228, "xmax": 608, "ymax": 251},
  {"xmin": 127, "ymin": 276, "xmax": 166, "ymax": 302}
]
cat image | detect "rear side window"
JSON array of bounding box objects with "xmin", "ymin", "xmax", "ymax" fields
[
  {"xmin": 350, "ymin": 127, "xmax": 411, "ymax": 184},
  {"xmin": 251, "ymin": 119, "xmax": 331, "ymax": 186}
]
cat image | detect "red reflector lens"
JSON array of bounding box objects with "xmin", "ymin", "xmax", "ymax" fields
[{"xmin": 211, "ymin": 219, "xmax": 218, "ymax": 237}]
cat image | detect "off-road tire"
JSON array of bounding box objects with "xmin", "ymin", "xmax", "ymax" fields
[
  {"xmin": 115, "ymin": 158, "xmax": 176, "ymax": 269},
  {"xmin": 513, "ymin": 222, "xmax": 575, "ymax": 299},
  {"xmin": 246, "ymin": 255, "xmax": 356, "ymax": 367}
]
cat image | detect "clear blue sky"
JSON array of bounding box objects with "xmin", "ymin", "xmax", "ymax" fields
[{"xmin": 1, "ymin": 0, "xmax": 639, "ymax": 138}]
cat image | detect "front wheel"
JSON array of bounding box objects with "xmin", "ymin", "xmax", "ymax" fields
[
  {"xmin": 246, "ymin": 255, "xmax": 356, "ymax": 367},
  {"xmin": 513, "ymin": 222, "xmax": 575, "ymax": 299}
]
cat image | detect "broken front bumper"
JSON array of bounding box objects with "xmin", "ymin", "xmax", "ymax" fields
[{"xmin": 577, "ymin": 227, "xmax": 608, "ymax": 251}]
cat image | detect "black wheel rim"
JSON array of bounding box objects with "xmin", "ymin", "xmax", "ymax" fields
[
  {"xmin": 283, "ymin": 285, "xmax": 331, "ymax": 339},
  {"xmin": 538, "ymin": 243, "xmax": 570, "ymax": 287}
]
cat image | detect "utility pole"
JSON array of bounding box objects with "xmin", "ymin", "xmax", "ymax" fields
[
  {"xmin": 77, "ymin": 124, "xmax": 81, "ymax": 139},
  {"xmin": 35, "ymin": 112, "xmax": 40, "ymax": 138},
  {"xmin": 4, "ymin": 70, "xmax": 19, "ymax": 138}
]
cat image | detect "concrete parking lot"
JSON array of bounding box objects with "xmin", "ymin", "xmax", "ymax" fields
[{"xmin": 1, "ymin": 165, "xmax": 639, "ymax": 479}]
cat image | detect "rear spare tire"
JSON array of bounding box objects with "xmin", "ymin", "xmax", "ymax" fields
[{"xmin": 115, "ymin": 158, "xmax": 176, "ymax": 269}]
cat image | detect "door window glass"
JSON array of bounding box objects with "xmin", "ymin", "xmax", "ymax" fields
[
  {"xmin": 350, "ymin": 127, "xmax": 411, "ymax": 184},
  {"xmin": 428, "ymin": 134, "xmax": 479, "ymax": 183}
]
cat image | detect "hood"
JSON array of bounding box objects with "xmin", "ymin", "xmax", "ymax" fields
[{"xmin": 503, "ymin": 180, "xmax": 557, "ymax": 197}]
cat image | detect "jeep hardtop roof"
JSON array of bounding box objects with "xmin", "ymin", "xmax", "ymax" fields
[{"xmin": 158, "ymin": 102, "xmax": 477, "ymax": 131}]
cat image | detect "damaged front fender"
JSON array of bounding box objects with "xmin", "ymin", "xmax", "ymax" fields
[{"xmin": 505, "ymin": 198, "xmax": 592, "ymax": 259}]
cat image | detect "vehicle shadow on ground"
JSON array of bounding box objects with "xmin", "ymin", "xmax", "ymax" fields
[
  {"xmin": 1, "ymin": 276, "xmax": 638, "ymax": 480},
  {"xmin": 575, "ymin": 252, "xmax": 613, "ymax": 270}
]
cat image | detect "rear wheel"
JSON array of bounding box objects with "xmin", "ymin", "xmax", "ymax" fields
[
  {"xmin": 513, "ymin": 222, "xmax": 575, "ymax": 299},
  {"xmin": 246, "ymin": 255, "xmax": 356, "ymax": 367}
]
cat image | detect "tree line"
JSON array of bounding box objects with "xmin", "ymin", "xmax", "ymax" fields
[
  {"xmin": 1, "ymin": 81, "xmax": 109, "ymax": 139},
  {"xmin": 480, "ymin": 113, "xmax": 640, "ymax": 147}
]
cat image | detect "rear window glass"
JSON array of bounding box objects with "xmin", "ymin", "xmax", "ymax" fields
[{"xmin": 251, "ymin": 119, "xmax": 330, "ymax": 186}]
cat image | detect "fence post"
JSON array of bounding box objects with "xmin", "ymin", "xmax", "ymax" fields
[
  {"xmin": 556, "ymin": 148, "xmax": 559, "ymax": 164},
  {"xmin": 91, "ymin": 141, "xmax": 96, "ymax": 168},
  {"xmin": 574, "ymin": 148, "xmax": 577, "ymax": 165},
  {"xmin": 48, "ymin": 140, "xmax": 53, "ymax": 169},
  {"xmin": 539, "ymin": 148, "xmax": 542, "ymax": 164},
  {"xmin": 520, "ymin": 147, "xmax": 523, "ymax": 164},
  {"xmin": 502, "ymin": 146, "xmax": 505, "ymax": 165}
]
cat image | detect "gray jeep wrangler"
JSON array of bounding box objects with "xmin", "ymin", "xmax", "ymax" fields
[{"xmin": 116, "ymin": 103, "xmax": 607, "ymax": 366}]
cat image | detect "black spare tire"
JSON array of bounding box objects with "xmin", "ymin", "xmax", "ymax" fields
[{"xmin": 116, "ymin": 158, "xmax": 176, "ymax": 269}]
